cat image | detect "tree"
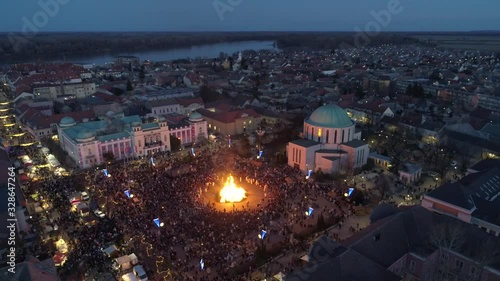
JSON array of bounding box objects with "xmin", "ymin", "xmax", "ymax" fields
[
  {"xmin": 238, "ymin": 135, "xmax": 252, "ymax": 158},
  {"xmin": 428, "ymin": 222, "xmax": 465, "ymax": 281},
  {"xmin": 471, "ymin": 237, "xmax": 500, "ymax": 281},
  {"xmin": 139, "ymin": 65, "xmax": 145, "ymax": 82},
  {"xmin": 103, "ymin": 152, "xmax": 115, "ymax": 163},
  {"xmin": 375, "ymin": 176, "xmax": 389, "ymax": 199},
  {"xmin": 126, "ymin": 80, "xmax": 134, "ymax": 92},
  {"xmin": 170, "ymin": 135, "xmax": 181, "ymax": 151},
  {"xmin": 405, "ymin": 84, "xmax": 413, "ymax": 96},
  {"xmin": 429, "ymin": 70, "xmax": 440, "ymax": 81},
  {"xmin": 355, "ymin": 87, "xmax": 365, "ymax": 99},
  {"xmin": 255, "ymin": 74, "xmax": 261, "ymax": 87},
  {"xmin": 199, "ymin": 85, "xmax": 220, "ymax": 103},
  {"xmin": 316, "ymin": 213, "xmax": 327, "ymax": 231}
]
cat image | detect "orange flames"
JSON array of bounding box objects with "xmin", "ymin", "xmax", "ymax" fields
[{"xmin": 219, "ymin": 175, "xmax": 247, "ymax": 203}]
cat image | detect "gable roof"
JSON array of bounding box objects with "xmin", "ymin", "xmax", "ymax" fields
[
  {"xmin": 286, "ymin": 237, "xmax": 401, "ymax": 281},
  {"xmin": 0, "ymin": 256, "xmax": 60, "ymax": 281},
  {"xmin": 426, "ymin": 166, "xmax": 500, "ymax": 211},
  {"xmin": 197, "ymin": 108, "xmax": 260, "ymax": 124}
]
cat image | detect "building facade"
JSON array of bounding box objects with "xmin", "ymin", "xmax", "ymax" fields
[
  {"xmin": 33, "ymin": 82, "xmax": 96, "ymax": 99},
  {"xmin": 57, "ymin": 115, "xmax": 171, "ymax": 168},
  {"xmin": 286, "ymin": 104, "xmax": 369, "ymax": 174},
  {"xmin": 421, "ymin": 160, "xmax": 500, "ymax": 236},
  {"xmin": 167, "ymin": 112, "xmax": 208, "ymax": 146}
]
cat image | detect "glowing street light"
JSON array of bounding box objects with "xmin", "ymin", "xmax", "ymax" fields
[
  {"xmin": 200, "ymin": 259, "xmax": 205, "ymax": 270},
  {"xmin": 150, "ymin": 157, "xmax": 155, "ymax": 166},
  {"xmin": 124, "ymin": 190, "xmax": 133, "ymax": 198},
  {"xmin": 258, "ymin": 230, "xmax": 267, "ymax": 240},
  {"xmin": 305, "ymin": 169, "xmax": 312, "ymax": 180},
  {"xmin": 305, "ymin": 207, "xmax": 314, "ymax": 217},
  {"xmin": 103, "ymin": 169, "xmax": 110, "ymax": 177},
  {"xmin": 191, "ymin": 148, "xmax": 195, "ymax": 157},
  {"xmin": 344, "ymin": 188, "xmax": 354, "ymax": 198},
  {"xmin": 257, "ymin": 150, "xmax": 263, "ymax": 159},
  {"xmin": 153, "ymin": 218, "xmax": 164, "ymax": 228}
]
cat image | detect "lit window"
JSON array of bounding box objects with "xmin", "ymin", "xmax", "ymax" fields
[{"xmin": 318, "ymin": 129, "xmax": 322, "ymax": 137}]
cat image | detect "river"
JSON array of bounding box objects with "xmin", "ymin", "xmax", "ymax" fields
[{"xmin": 5, "ymin": 41, "xmax": 277, "ymax": 66}]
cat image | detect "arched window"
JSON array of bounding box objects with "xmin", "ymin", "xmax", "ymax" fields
[
  {"xmin": 326, "ymin": 130, "xmax": 329, "ymax": 143},
  {"xmin": 341, "ymin": 130, "xmax": 345, "ymax": 143},
  {"xmin": 348, "ymin": 129, "xmax": 351, "ymax": 141},
  {"xmin": 334, "ymin": 130, "xmax": 337, "ymax": 144}
]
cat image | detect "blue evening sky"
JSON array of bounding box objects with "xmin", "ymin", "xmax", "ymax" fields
[{"xmin": 1, "ymin": 0, "xmax": 498, "ymax": 32}]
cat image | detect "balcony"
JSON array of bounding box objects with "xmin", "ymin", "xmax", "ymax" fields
[{"xmin": 144, "ymin": 141, "xmax": 163, "ymax": 148}]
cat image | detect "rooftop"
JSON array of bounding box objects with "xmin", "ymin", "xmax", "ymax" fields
[
  {"xmin": 305, "ymin": 104, "xmax": 354, "ymax": 128},
  {"xmin": 289, "ymin": 139, "xmax": 320, "ymax": 148},
  {"xmin": 342, "ymin": 139, "xmax": 368, "ymax": 149}
]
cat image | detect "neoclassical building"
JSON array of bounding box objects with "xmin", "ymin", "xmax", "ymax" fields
[
  {"xmin": 287, "ymin": 104, "xmax": 370, "ymax": 174},
  {"xmin": 58, "ymin": 115, "xmax": 172, "ymax": 168}
]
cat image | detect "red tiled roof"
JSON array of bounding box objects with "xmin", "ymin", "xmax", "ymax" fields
[
  {"xmin": 198, "ymin": 108, "xmax": 260, "ymax": 123},
  {"xmin": 93, "ymin": 92, "xmax": 122, "ymax": 102},
  {"xmin": 176, "ymin": 97, "xmax": 204, "ymax": 107},
  {"xmin": 164, "ymin": 114, "xmax": 187, "ymax": 123},
  {"xmin": 15, "ymin": 84, "xmax": 32, "ymax": 95},
  {"xmin": 25, "ymin": 110, "xmax": 95, "ymax": 129}
]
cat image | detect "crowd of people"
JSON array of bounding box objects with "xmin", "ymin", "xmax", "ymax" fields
[
  {"xmin": 93, "ymin": 142, "xmax": 354, "ymax": 280},
  {"xmin": 23, "ymin": 141, "xmax": 356, "ymax": 280}
]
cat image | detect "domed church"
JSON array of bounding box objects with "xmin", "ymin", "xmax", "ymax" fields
[{"xmin": 287, "ymin": 104, "xmax": 369, "ymax": 175}]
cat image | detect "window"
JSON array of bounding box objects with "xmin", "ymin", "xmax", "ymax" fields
[
  {"xmin": 454, "ymin": 259, "xmax": 463, "ymax": 272},
  {"xmin": 440, "ymin": 253, "xmax": 449, "ymax": 264},
  {"xmin": 409, "ymin": 260, "xmax": 416, "ymax": 272},
  {"xmin": 470, "ymin": 266, "xmax": 477, "ymax": 276}
]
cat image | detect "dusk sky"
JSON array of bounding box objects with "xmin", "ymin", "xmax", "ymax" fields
[{"xmin": 1, "ymin": 0, "xmax": 499, "ymax": 32}]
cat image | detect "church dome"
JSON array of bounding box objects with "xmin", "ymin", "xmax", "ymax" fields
[
  {"xmin": 306, "ymin": 104, "xmax": 353, "ymax": 128},
  {"xmin": 189, "ymin": 112, "xmax": 203, "ymax": 122},
  {"xmin": 59, "ymin": 117, "xmax": 76, "ymax": 127}
]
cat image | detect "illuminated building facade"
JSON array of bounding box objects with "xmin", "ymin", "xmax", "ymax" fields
[{"xmin": 287, "ymin": 104, "xmax": 369, "ymax": 174}]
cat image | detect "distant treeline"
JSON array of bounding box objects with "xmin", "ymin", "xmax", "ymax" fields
[
  {"xmin": 0, "ymin": 31, "xmax": 440, "ymax": 61},
  {"xmin": 275, "ymin": 34, "xmax": 422, "ymax": 50}
]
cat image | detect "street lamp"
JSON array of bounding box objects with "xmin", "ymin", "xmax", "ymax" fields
[{"xmin": 256, "ymin": 127, "xmax": 265, "ymax": 151}]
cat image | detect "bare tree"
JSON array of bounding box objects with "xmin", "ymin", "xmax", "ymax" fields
[
  {"xmin": 428, "ymin": 222, "xmax": 466, "ymax": 281},
  {"xmin": 471, "ymin": 237, "xmax": 500, "ymax": 281},
  {"xmin": 375, "ymin": 175, "xmax": 389, "ymax": 199}
]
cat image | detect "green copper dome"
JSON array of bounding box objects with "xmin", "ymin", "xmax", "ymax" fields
[
  {"xmin": 306, "ymin": 104, "xmax": 353, "ymax": 128},
  {"xmin": 59, "ymin": 116, "xmax": 76, "ymax": 127}
]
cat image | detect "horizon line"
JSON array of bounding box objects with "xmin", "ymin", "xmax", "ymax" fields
[{"xmin": 1, "ymin": 30, "xmax": 500, "ymax": 34}]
